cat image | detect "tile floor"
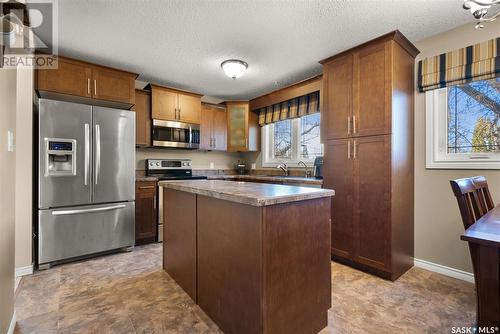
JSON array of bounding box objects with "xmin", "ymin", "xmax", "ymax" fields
[{"xmin": 15, "ymin": 244, "xmax": 475, "ymax": 334}]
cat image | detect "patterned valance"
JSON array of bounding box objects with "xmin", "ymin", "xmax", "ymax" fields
[
  {"xmin": 418, "ymin": 37, "xmax": 499, "ymax": 92},
  {"xmin": 257, "ymin": 91, "xmax": 319, "ymax": 126}
]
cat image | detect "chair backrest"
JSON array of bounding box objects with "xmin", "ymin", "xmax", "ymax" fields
[{"xmin": 450, "ymin": 176, "xmax": 495, "ymax": 230}]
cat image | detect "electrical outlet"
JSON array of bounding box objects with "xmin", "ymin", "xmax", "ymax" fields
[
  {"xmin": 7, "ymin": 130, "xmax": 14, "ymax": 152},
  {"xmin": 209, "ymin": 162, "xmax": 215, "ymax": 169}
]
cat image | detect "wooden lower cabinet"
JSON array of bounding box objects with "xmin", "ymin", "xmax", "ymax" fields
[
  {"xmin": 324, "ymin": 135, "xmax": 411, "ymax": 280},
  {"xmin": 135, "ymin": 181, "xmax": 157, "ymax": 244}
]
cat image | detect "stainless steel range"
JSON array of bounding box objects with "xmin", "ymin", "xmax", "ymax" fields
[{"xmin": 146, "ymin": 159, "xmax": 207, "ymax": 241}]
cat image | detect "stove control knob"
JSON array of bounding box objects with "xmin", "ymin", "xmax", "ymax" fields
[
  {"xmin": 156, "ymin": 162, "xmax": 160, "ymax": 166},
  {"xmin": 188, "ymin": 162, "xmax": 191, "ymax": 166}
]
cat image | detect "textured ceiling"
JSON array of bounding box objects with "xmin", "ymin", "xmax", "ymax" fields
[{"xmin": 40, "ymin": 0, "xmax": 473, "ymax": 100}]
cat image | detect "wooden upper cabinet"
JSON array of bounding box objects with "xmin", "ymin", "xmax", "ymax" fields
[
  {"xmin": 322, "ymin": 54, "xmax": 352, "ymax": 140},
  {"xmin": 178, "ymin": 93, "xmax": 201, "ymax": 124},
  {"xmin": 36, "ymin": 56, "xmax": 137, "ymax": 107},
  {"xmin": 212, "ymin": 106, "xmax": 227, "ymax": 151},
  {"xmin": 200, "ymin": 103, "xmax": 227, "ymax": 151},
  {"xmin": 92, "ymin": 66, "xmax": 136, "ymax": 105},
  {"xmin": 226, "ymin": 101, "xmax": 259, "ymax": 152},
  {"xmin": 151, "ymin": 85, "xmax": 177, "ymax": 121},
  {"xmin": 353, "ymin": 43, "xmax": 390, "ymax": 137},
  {"xmin": 150, "ymin": 84, "xmax": 201, "ymax": 124},
  {"xmin": 134, "ymin": 89, "xmax": 151, "ymax": 146},
  {"xmin": 37, "ymin": 57, "xmax": 92, "ymax": 98}
]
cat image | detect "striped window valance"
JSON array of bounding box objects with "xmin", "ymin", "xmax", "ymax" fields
[
  {"xmin": 418, "ymin": 37, "xmax": 500, "ymax": 92},
  {"xmin": 257, "ymin": 91, "xmax": 320, "ymax": 126}
]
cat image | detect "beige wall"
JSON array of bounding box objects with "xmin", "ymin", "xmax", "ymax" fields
[
  {"xmin": 414, "ymin": 20, "xmax": 500, "ymax": 273},
  {"xmin": 15, "ymin": 68, "xmax": 33, "ymax": 269},
  {"xmin": 136, "ymin": 148, "xmax": 249, "ymax": 170},
  {"xmin": 0, "ymin": 69, "xmax": 17, "ymax": 333}
]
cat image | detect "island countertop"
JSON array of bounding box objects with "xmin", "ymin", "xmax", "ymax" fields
[{"xmin": 159, "ymin": 179, "xmax": 334, "ymax": 206}]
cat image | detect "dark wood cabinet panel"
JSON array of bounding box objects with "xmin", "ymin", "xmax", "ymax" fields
[
  {"xmin": 37, "ymin": 57, "xmax": 92, "ymax": 98},
  {"xmin": 92, "ymin": 67, "xmax": 136, "ymax": 105},
  {"xmin": 355, "ymin": 135, "xmax": 391, "ymax": 270},
  {"xmin": 322, "ymin": 54, "xmax": 352, "ymax": 140},
  {"xmin": 163, "ymin": 188, "xmax": 197, "ymax": 301},
  {"xmin": 134, "ymin": 90, "xmax": 151, "ymax": 146},
  {"xmin": 324, "ymin": 139, "xmax": 355, "ymax": 259},
  {"xmin": 321, "ymin": 31, "xmax": 418, "ymax": 280},
  {"xmin": 135, "ymin": 181, "xmax": 157, "ymax": 244},
  {"xmin": 353, "ymin": 43, "xmax": 391, "ymax": 137}
]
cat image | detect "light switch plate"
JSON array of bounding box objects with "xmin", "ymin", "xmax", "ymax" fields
[{"xmin": 7, "ymin": 130, "xmax": 14, "ymax": 152}]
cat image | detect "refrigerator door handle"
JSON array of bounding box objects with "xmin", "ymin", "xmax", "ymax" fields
[
  {"xmin": 95, "ymin": 124, "xmax": 101, "ymax": 184},
  {"xmin": 84, "ymin": 123, "xmax": 90, "ymax": 186},
  {"xmin": 51, "ymin": 204, "xmax": 126, "ymax": 216}
]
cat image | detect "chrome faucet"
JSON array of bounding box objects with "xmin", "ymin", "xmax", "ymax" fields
[
  {"xmin": 297, "ymin": 161, "xmax": 311, "ymax": 178},
  {"xmin": 276, "ymin": 162, "xmax": 289, "ymax": 176}
]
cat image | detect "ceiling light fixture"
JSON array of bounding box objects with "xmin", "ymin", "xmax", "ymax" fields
[
  {"xmin": 221, "ymin": 59, "xmax": 248, "ymax": 80},
  {"xmin": 463, "ymin": 0, "xmax": 500, "ymax": 28}
]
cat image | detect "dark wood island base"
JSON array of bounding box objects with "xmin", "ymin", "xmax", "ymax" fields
[{"xmin": 161, "ymin": 180, "xmax": 334, "ymax": 334}]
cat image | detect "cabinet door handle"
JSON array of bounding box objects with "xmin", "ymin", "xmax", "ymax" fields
[
  {"xmin": 353, "ymin": 140, "xmax": 357, "ymax": 159},
  {"xmin": 138, "ymin": 186, "xmax": 155, "ymax": 189},
  {"xmin": 87, "ymin": 78, "xmax": 91, "ymax": 95},
  {"xmin": 347, "ymin": 116, "xmax": 351, "ymax": 135},
  {"xmin": 178, "ymin": 108, "xmax": 181, "ymax": 120},
  {"xmin": 213, "ymin": 137, "xmax": 216, "ymax": 148},
  {"xmin": 94, "ymin": 79, "xmax": 97, "ymax": 96},
  {"xmin": 153, "ymin": 195, "xmax": 156, "ymax": 209},
  {"xmin": 353, "ymin": 115, "xmax": 357, "ymax": 134},
  {"xmin": 347, "ymin": 140, "xmax": 351, "ymax": 159}
]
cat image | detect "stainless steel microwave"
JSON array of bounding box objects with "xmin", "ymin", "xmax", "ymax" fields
[{"xmin": 152, "ymin": 119, "xmax": 200, "ymax": 149}]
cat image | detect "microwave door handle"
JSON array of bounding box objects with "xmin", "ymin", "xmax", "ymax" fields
[
  {"xmin": 95, "ymin": 124, "xmax": 101, "ymax": 185},
  {"xmin": 84, "ymin": 123, "xmax": 90, "ymax": 186}
]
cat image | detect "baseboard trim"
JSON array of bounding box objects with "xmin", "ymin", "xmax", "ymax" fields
[
  {"xmin": 414, "ymin": 258, "xmax": 474, "ymax": 283},
  {"xmin": 15, "ymin": 264, "xmax": 33, "ymax": 277},
  {"xmin": 7, "ymin": 310, "xmax": 16, "ymax": 334}
]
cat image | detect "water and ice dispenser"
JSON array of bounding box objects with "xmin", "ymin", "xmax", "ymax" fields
[{"xmin": 44, "ymin": 138, "xmax": 76, "ymax": 176}]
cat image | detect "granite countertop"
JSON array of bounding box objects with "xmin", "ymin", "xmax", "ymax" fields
[
  {"xmin": 136, "ymin": 176, "xmax": 159, "ymax": 182},
  {"xmin": 207, "ymin": 174, "xmax": 323, "ymax": 185},
  {"xmin": 160, "ymin": 180, "xmax": 334, "ymax": 207}
]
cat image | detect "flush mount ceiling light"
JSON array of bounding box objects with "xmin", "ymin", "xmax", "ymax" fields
[
  {"xmin": 221, "ymin": 59, "xmax": 248, "ymax": 80},
  {"xmin": 463, "ymin": 0, "xmax": 500, "ymax": 28}
]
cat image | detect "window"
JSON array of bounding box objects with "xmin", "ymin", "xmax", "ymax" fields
[
  {"xmin": 426, "ymin": 78, "xmax": 500, "ymax": 169},
  {"xmin": 262, "ymin": 113, "xmax": 323, "ymax": 167}
]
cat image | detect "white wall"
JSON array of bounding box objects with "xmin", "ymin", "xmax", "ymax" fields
[
  {"xmin": 413, "ymin": 20, "xmax": 500, "ymax": 272},
  {"xmin": 0, "ymin": 68, "xmax": 17, "ymax": 334},
  {"xmin": 15, "ymin": 68, "xmax": 33, "ymax": 270}
]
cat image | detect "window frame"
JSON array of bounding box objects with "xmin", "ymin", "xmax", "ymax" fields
[
  {"xmin": 261, "ymin": 115, "xmax": 322, "ymax": 167},
  {"xmin": 426, "ymin": 86, "xmax": 500, "ymax": 170}
]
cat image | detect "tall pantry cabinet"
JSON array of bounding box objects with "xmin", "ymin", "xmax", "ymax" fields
[{"xmin": 321, "ymin": 31, "xmax": 419, "ymax": 280}]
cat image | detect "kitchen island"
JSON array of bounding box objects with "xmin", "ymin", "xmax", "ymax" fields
[{"xmin": 160, "ymin": 180, "xmax": 334, "ymax": 334}]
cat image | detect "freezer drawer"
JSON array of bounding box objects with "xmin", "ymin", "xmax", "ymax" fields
[{"xmin": 38, "ymin": 202, "xmax": 135, "ymax": 264}]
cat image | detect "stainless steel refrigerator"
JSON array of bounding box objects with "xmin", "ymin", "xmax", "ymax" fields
[{"xmin": 37, "ymin": 99, "xmax": 135, "ymax": 267}]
